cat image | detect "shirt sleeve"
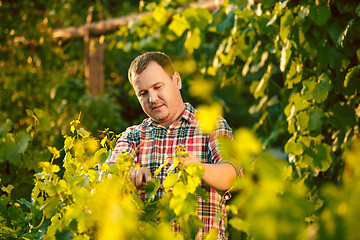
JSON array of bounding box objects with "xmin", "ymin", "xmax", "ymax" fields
[
  {"xmin": 106, "ymin": 127, "xmax": 138, "ymax": 166},
  {"xmin": 207, "ymin": 117, "xmax": 243, "ymax": 176}
]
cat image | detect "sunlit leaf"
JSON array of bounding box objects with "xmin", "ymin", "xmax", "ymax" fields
[
  {"xmin": 344, "ymin": 65, "xmax": 360, "ymax": 88},
  {"xmin": 47, "ymin": 146, "xmax": 61, "ymax": 159},
  {"xmin": 183, "ymin": 7, "xmax": 212, "ymax": 30},
  {"xmin": 172, "ymin": 182, "xmax": 187, "ymax": 200},
  {"xmin": 280, "ymin": 39, "xmax": 291, "ymax": 72},
  {"xmin": 184, "ymin": 27, "xmax": 201, "ymax": 54},
  {"xmin": 297, "ymin": 111, "xmax": 309, "ymax": 132},
  {"xmin": 164, "ymin": 173, "xmax": 178, "ymax": 192},
  {"xmin": 188, "ymin": 78, "xmax": 215, "ymax": 99},
  {"xmin": 228, "ymin": 217, "xmax": 249, "ymax": 232},
  {"xmin": 280, "ymin": 11, "xmax": 293, "ymax": 40},
  {"xmin": 196, "ymin": 103, "xmax": 223, "ymax": 133},
  {"xmin": 169, "ymin": 14, "xmax": 189, "ymax": 37},
  {"xmin": 204, "ymin": 228, "xmax": 219, "ymax": 240},
  {"xmin": 285, "ymin": 137, "xmax": 304, "ymax": 156}
]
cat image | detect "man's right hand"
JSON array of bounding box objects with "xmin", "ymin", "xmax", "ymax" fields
[{"xmin": 130, "ymin": 167, "xmax": 152, "ymax": 188}]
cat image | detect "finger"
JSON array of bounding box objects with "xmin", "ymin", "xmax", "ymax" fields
[
  {"xmin": 135, "ymin": 170, "xmax": 143, "ymax": 188},
  {"xmin": 143, "ymin": 169, "xmax": 152, "ymax": 183},
  {"xmin": 130, "ymin": 168, "xmax": 136, "ymax": 186}
]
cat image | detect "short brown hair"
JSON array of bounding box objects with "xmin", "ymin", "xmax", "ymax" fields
[{"xmin": 128, "ymin": 51, "xmax": 175, "ymax": 84}]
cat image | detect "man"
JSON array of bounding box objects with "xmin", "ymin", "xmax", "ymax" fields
[{"xmin": 108, "ymin": 52, "xmax": 241, "ymax": 239}]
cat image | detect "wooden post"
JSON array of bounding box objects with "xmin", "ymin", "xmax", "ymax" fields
[{"xmin": 83, "ymin": 7, "xmax": 105, "ymax": 95}]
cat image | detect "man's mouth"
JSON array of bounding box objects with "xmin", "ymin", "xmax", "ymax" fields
[{"xmin": 151, "ymin": 104, "xmax": 163, "ymax": 111}]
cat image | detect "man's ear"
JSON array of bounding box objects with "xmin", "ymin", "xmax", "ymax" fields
[{"xmin": 173, "ymin": 72, "xmax": 182, "ymax": 89}]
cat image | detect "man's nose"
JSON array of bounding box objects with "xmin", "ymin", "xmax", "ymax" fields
[{"xmin": 148, "ymin": 91, "xmax": 158, "ymax": 103}]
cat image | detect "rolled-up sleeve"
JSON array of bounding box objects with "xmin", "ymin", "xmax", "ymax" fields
[{"xmin": 208, "ymin": 117, "xmax": 243, "ymax": 177}]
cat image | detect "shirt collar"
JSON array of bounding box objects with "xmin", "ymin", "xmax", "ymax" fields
[{"xmin": 182, "ymin": 102, "xmax": 196, "ymax": 124}]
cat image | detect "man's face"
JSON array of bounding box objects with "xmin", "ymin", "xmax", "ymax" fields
[{"xmin": 132, "ymin": 61, "xmax": 184, "ymax": 127}]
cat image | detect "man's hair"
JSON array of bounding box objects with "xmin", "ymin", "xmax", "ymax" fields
[{"xmin": 128, "ymin": 51, "xmax": 175, "ymax": 84}]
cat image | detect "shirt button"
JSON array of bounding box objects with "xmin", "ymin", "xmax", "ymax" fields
[{"xmin": 167, "ymin": 129, "xmax": 171, "ymax": 134}]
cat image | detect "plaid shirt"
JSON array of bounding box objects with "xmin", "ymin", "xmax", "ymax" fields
[{"xmin": 108, "ymin": 103, "xmax": 237, "ymax": 239}]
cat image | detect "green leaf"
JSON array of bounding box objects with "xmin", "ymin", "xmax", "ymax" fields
[
  {"xmin": 309, "ymin": 5, "xmax": 331, "ymax": 26},
  {"xmin": 195, "ymin": 187, "xmax": 209, "ymax": 201},
  {"xmin": 313, "ymin": 143, "xmax": 333, "ymax": 172},
  {"xmin": 212, "ymin": 8, "xmax": 234, "ymax": 33},
  {"xmin": 0, "ymin": 119, "xmax": 13, "ymax": 136},
  {"xmin": 15, "ymin": 131, "xmax": 30, "ymax": 154},
  {"xmin": 328, "ymin": 48, "xmax": 350, "ymax": 70},
  {"xmin": 308, "ymin": 108, "xmax": 324, "ymax": 131},
  {"xmin": 145, "ymin": 178, "xmax": 161, "ymax": 201},
  {"xmin": 214, "ymin": 211, "xmax": 223, "ymax": 223},
  {"xmin": 329, "ymin": 103, "xmax": 357, "ymax": 131},
  {"xmin": 313, "ymin": 72, "xmax": 331, "ymax": 103},
  {"xmin": 301, "ymin": 78, "xmax": 316, "ymax": 100},
  {"xmin": 34, "ymin": 108, "xmax": 52, "ymax": 131}
]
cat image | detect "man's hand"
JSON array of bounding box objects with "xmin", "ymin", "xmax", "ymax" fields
[
  {"xmin": 181, "ymin": 153, "xmax": 202, "ymax": 168},
  {"xmin": 181, "ymin": 152, "xmax": 237, "ymax": 191},
  {"xmin": 130, "ymin": 167, "xmax": 152, "ymax": 188}
]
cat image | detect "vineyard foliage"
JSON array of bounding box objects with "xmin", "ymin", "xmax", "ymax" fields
[{"xmin": 1, "ymin": 0, "xmax": 360, "ymax": 239}]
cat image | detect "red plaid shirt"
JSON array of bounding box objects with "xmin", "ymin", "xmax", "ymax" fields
[{"xmin": 108, "ymin": 103, "xmax": 238, "ymax": 239}]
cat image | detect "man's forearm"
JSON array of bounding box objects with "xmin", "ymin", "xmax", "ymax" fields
[{"xmin": 201, "ymin": 162, "xmax": 237, "ymax": 191}]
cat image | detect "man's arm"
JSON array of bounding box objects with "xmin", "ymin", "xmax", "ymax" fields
[{"xmin": 183, "ymin": 153, "xmax": 237, "ymax": 191}]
